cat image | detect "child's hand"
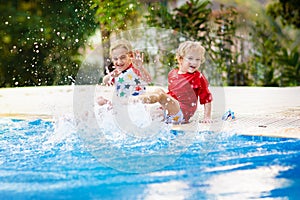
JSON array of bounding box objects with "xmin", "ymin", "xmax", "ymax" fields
[
  {"xmin": 97, "ymin": 96, "xmax": 112, "ymax": 108},
  {"xmin": 132, "ymin": 50, "xmax": 144, "ymax": 69},
  {"xmin": 110, "ymin": 69, "xmax": 121, "ymax": 78},
  {"xmin": 102, "ymin": 69, "xmax": 120, "ymax": 86}
]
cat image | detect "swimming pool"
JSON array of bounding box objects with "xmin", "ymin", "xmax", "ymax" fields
[{"xmin": 0, "ymin": 118, "xmax": 299, "ymax": 200}]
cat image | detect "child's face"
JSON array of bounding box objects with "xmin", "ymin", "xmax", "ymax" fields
[
  {"xmin": 178, "ymin": 48, "xmax": 203, "ymax": 74},
  {"xmin": 111, "ymin": 47, "xmax": 132, "ymax": 72}
]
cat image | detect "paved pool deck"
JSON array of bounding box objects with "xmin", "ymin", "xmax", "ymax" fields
[{"xmin": 0, "ymin": 85, "xmax": 299, "ymax": 138}]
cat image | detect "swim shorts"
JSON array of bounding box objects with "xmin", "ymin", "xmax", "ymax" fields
[{"xmin": 164, "ymin": 109, "xmax": 184, "ymax": 124}]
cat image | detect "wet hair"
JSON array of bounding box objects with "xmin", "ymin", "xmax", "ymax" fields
[
  {"xmin": 176, "ymin": 41, "xmax": 206, "ymax": 64},
  {"xmin": 109, "ymin": 39, "xmax": 133, "ymax": 56}
]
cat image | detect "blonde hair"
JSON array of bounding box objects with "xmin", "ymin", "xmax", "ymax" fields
[
  {"xmin": 176, "ymin": 41, "xmax": 206, "ymax": 64},
  {"xmin": 109, "ymin": 39, "xmax": 133, "ymax": 56}
]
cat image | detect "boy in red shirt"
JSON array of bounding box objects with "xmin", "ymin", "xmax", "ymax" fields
[{"xmin": 138, "ymin": 41, "xmax": 213, "ymax": 124}]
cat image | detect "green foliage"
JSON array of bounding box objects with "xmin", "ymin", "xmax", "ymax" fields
[
  {"xmin": 267, "ymin": 0, "xmax": 300, "ymax": 28},
  {"xmin": 248, "ymin": 20, "xmax": 281, "ymax": 86},
  {"xmin": 91, "ymin": 0, "xmax": 141, "ymax": 40},
  {"xmin": 172, "ymin": 0, "xmax": 211, "ymax": 41},
  {"xmin": 146, "ymin": 0, "xmax": 211, "ymax": 43},
  {"xmin": 146, "ymin": 0, "xmax": 300, "ymax": 86},
  {"xmin": 247, "ymin": 5, "xmax": 300, "ymax": 86},
  {"xmin": 2, "ymin": 0, "xmax": 299, "ymax": 87},
  {"xmin": 210, "ymin": 4, "xmax": 239, "ymax": 86},
  {"xmin": 145, "ymin": 1, "xmax": 174, "ymax": 29},
  {"xmin": 0, "ymin": 0, "xmax": 97, "ymax": 87},
  {"xmin": 276, "ymin": 47, "xmax": 300, "ymax": 86},
  {"xmin": 91, "ymin": 0, "xmax": 144, "ymax": 72}
]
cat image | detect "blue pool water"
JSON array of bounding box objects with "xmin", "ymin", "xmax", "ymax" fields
[{"xmin": 0, "ymin": 118, "xmax": 299, "ymax": 200}]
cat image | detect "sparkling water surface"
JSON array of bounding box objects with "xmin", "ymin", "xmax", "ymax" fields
[{"xmin": 0, "ymin": 118, "xmax": 299, "ymax": 200}]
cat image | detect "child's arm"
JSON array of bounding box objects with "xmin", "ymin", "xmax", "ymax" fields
[{"xmin": 198, "ymin": 74, "xmax": 213, "ymax": 123}]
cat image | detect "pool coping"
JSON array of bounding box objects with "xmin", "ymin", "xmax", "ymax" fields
[{"xmin": 1, "ymin": 85, "xmax": 299, "ymax": 138}]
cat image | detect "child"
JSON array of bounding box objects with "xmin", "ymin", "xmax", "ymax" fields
[
  {"xmin": 97, "ymin": 39, "xmax": 152, "ymax": 105},
  {"xmin": 137, "ymin": 41, "xmax": 213, "ymax": 124}
]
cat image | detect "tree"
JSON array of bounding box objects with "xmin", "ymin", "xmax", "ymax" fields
[
  {"xmin": 0, "ymin": 0, "xmax": 97, "ymax": 87},
  {"xmin": 91, "ymin": 0, "xmax": 143, "ymax": 73},
  {"xmin": 267, "ymin": 0, "xmax": 300, "ymax": 28}
]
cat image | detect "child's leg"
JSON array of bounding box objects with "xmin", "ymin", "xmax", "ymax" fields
[{"xmin": 138, "ymin": 88, "xmax": 180, "ymax": 116}]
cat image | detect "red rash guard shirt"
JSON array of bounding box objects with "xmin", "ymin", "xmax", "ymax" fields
[{"xmin": 167, "ymin": 68, "xmax": 212, "ymax": 121}]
